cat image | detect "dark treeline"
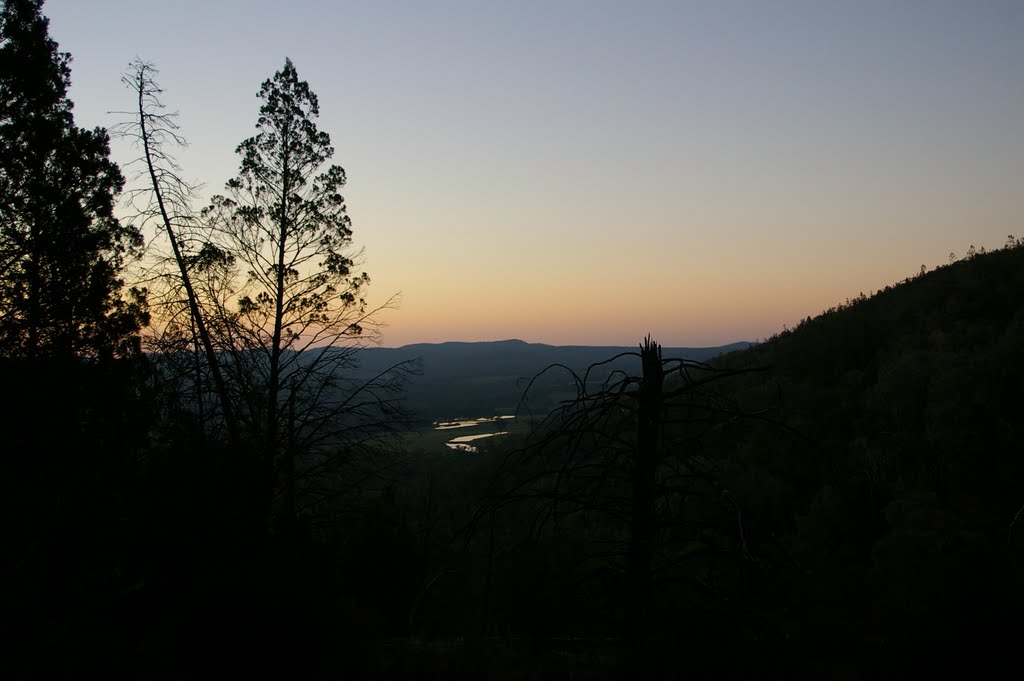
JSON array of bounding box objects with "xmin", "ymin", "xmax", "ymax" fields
[{"xmin": 3, "ymin": 2, "xmax": 1024, "ymax": 679}]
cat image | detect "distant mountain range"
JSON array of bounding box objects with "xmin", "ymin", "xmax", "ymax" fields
[{"xmin": 355, "ymin": 339, "xmax": 753, "ymax": 421}]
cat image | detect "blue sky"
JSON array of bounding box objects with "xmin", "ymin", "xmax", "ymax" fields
[{"xmin": 44, "ymin": 0, "xmax": 1024, "ymax": 345}]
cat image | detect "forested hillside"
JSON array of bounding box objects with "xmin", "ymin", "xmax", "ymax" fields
[
  {"xmin": 3, "ymin": 2, "xmax": 1023, "ymax": 678},
  {"xmin": 709, "ymin": 241, "xmax": 1024, "ymax": 677},
  {"xmin": 338, "ymin": 243, "xmax": 1024, "ymax": 680}
]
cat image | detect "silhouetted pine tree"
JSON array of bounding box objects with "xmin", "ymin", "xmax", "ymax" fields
[
  {"xmin": 203, "ymin": 59, "xmax": 414, "ymax": 533},
  {"xmin": 0, "ymin": 0, "xmax": 145, "ymax": 359}
]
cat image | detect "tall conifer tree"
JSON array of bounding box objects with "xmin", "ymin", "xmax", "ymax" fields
[
  {"xmin": 0, "ymin": 0, "xmax": 144, "ymax": 358},
  {"xmin": 205, "ymin": 59, "xmax": 410, "ymax": 529}
]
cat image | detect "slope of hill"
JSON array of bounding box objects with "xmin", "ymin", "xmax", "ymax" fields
[{"xmin": 709, "ymin": 243, "xmax": 1024, "ymax": 676}]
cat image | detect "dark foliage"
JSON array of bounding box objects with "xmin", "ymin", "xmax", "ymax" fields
[
  {"xmin": 6, "ymin": 244, "xmax": 1023, "ymax": 679},
  {"xmin": 0, "ymin": 0, "xmax": 145, "ymax": 359},
  {"xmin": 711, "ymin": 244, "xmax": 1024, "ymax": 678}
]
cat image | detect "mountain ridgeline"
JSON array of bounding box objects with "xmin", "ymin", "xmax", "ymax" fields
[{"xmin": 355, "ymin": 339, "xmax": 753, "ymax": 421}]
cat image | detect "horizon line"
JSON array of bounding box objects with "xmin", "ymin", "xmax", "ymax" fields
[{"xmin": 370, "ymin": 337, "xmax": 757, "ymax": 350}]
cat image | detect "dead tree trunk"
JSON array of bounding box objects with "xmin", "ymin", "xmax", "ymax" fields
[{"xmin": 626, "ymin": 336, "xmax": 663, "ymax": 676}]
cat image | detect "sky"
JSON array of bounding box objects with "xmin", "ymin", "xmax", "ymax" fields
[{"xmin": 42, "ymin": 0, "xmax": 1024, "ymax": 347}]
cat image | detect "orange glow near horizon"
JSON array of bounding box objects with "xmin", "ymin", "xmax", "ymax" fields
[
  {"xmin": 365, "ymin": 249, "xmax": 953, "ymax": 348},
  {"xmin": 43, "ymin": 2, "xmax": 1023, "ymax": 350}
]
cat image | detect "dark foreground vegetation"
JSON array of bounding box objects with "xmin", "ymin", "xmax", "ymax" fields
[
  {"xmin": 3, "ymin": 2, "xmax": 1024, "ymax": 679},
  {"xmin": 8, "ymin": 242, "xmax": 1024, "ymax": 680}
]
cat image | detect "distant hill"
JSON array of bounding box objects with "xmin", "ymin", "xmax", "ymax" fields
[{"xmin": 355, "ymin": 339, "xmax": 753, "ymax": 421}]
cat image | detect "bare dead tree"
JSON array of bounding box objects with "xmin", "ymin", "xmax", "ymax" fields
[
  {"xmin": 117, "ymin": 58, "xmax": 419, "ymax": 534},
  {"xmin": 113, "ymin": 59, "xmax": 240, "ymax": 448},
  {"xmin": 468, "ymin": 337, "xmax": 769, "ymax": 674}
]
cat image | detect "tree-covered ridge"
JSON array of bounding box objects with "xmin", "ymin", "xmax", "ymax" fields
[
  {"xmin": 709, "ymin": 240, "xmax": 1024, "ymax": 677},
  {"xmin": 357, "ymin": 243, "xmax": 1024, "ymax": 679}
]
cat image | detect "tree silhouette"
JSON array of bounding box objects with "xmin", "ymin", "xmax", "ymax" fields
[
  {"xmin": 115, "ymin": 57, "xmax": 414, "ymax": 538},
  {"xmin": 199, "ymin": 59, "xmax": 415, "ymax": 532},
  {"xmin": 471, "ymin": 338, "xmax": 767, "ymax": 676},
  {"xmin": 116, "ymin": 59, "xmax": 241, "ymax": 447},
  {"xmin": 0, "ymin": 0, "xmax": 145, "ymax": 359},
  {"xmin": 0, "ymin": 5, "xmax": 151, "ymax": 673}
]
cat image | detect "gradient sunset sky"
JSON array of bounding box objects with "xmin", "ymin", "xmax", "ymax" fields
[{"xmin": 44, "ymin": 0, "xmax": 1024, "ymax": 347}]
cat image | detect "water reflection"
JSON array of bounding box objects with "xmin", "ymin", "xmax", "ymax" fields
[
  {"xmin": 435, "ymin": 415, "xmax": 516, "ymax": 452},
  {"xmin": 445, "ymin": 431, "xmax": 509, "ymax": 453},
  {"xmin": 434, "ymin": 415, "xmax": 515, "ymax": 431}
]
